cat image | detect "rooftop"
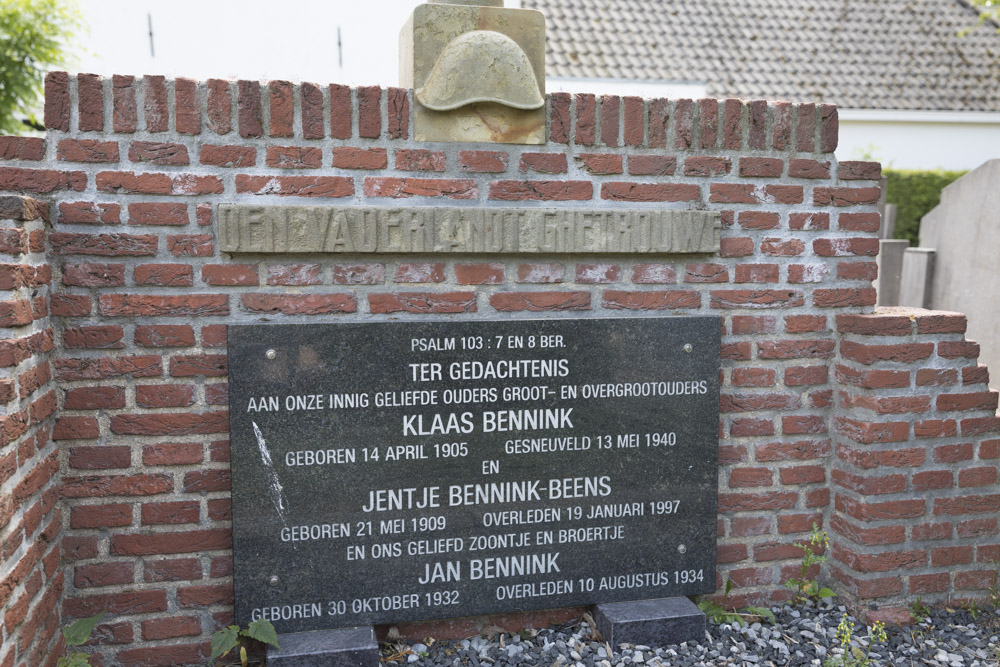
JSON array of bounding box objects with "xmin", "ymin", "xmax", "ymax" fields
[{"xmin": 525, "ymin": 0, "xmax": 1000, "ymax": 112}]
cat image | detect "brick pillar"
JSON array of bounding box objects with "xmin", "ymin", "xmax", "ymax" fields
[
  {"xmin": 0, "ymin": 195, "xmax": 63, "ymax": 666},
  {"xmin": 831, "ymin": 309, "xmax": 1000, "ymax": 622}
]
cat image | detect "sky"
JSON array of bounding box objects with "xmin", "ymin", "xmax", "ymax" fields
[{"xmin": 71, "ymin": 0, "xmax": 520, "ymax": 86}]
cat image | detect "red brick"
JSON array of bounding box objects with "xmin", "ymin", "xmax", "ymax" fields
[
  {"xmin": 235, "ymin": 79, "xmax": 262, "ymax": 137},
  {"xmin": 600, "ymin": 95, "xmax": 620, "ymax": 147},
  {"xmin": 111, "ymin": 78, "xmax": 138, "ymax": 130},
  {"xmin": 789, "ymin": 212, "xmax": 830, "ymax": 231},
  {"xmin": 135, "ymin": 325, "xmax": 195, "ymax": 348},
  {"xmin": 206, "ymin": 79, "xmax": 231, "ymax": 134},
  {"xmin": 266, "ymin": 145, "xmax": 321, "ymax": 169},
  {"xmin": 236, "ymin": 174, "xmax": 353, "ymax": 198},
  {"xmin": 394, "ymin": 262, "xmax": 445, "ymax": 283},
  {"xmin": 111, "ymin": 529, "xmax": 231, "ymax": 556},
  {"xmin": 96, "ymin": 171, "xmax": 222, "ymax": 195},
  {"xmin": 62, "ymin": 263, "xmax": 124, "ymax": 287},
  {"xmin": 839, "ymin": 161, "xmax": 881, "ymax": 180},
  {"xmin": 490, "ymin": 180, "xmax": 590, "ymax": 201},
  {"xmin": 577, "ymin": 153, "xmax": 623, "ymax": 175},
  {"xmin": 757, "ymin": 440, "xmax": 831, "ymax": 461},
  {"xmin": 64, "ymin": 326, "xmax": 124, "ymax": 349},
  {"xmin": 840, "ymin": 340, "xmax": 933, "ymax": 365},
  {"xmin": 64, "ymin": 536, "xmax": 99, "ymax": 560},
  {"xmin": 684, "ymin": 263, "xmax": 728, "ymax": 283},
  {"xmin": 396, "ymin": 149, "xmax": 446, "ymax": 172},
  {"xmin": 730, "ymin": 315, "xmax": 775, "ymax": 334},
  {"xmin": 202, "ymin": 264, "xmax": 258, "ymax": 286},
  {"xmin": 720, "ymin": 237, "xmax": 754, "ymax": 258},
  {"xmin": 734, "ymin": 263, "xmax": 779, "ymax": 283},
  {"xmin": 959, "ymin": 466, "xmax": 998, "ymax": 488},
  {"xmin": 142, "ymin": 501, "xmax": 199, "ymax": 525},
  {"xmin": 788, "ymin": 159, "xmax": 830, "ymax": 179},
  {"xmin": 169, "ymin": 355, "xmax": 226, "ymax": 377},
  {"xmin": 710, "ymin": 184, "xmax": 756, "ymax": 204},
  {"xmin": 710, "ymin": 289, "xmax": 804, "ymax": 309},
  {"xmin": 718, "ymin": 492, "xmax": 797, "ymax": 512},
  {"xmin": 45, "ymin": 71, "xmax": 71, "ymax": 131},
  {"xmin": 673, "ymin": 98, "xmax": 693, "ymax": 149},
  {"xmin": 731, "ymin": 368, "xmax": 776, "ymax": 388},
  {"xmin": 720, "ymin": 392, "xmax": 801, "ymax": 412},
  {"xmin": 199, "ymin": 145, "xmax": 256, "ymax": 168},
  {"xmin": 368, "ymin": 292, "xmax": 475, "ymax": 314},
  {"xmin": 962, "ymin": 365, "xmax": 989, "ymax": 385},
  {"xmin": 785, "ymin": 365, "xmax": 828, "ymax": 386},
  {"xmin": 910, "ymin": 573, "xmax": 950, "ymax": 594},
  {"xmin": 957, "ymin": 518, "xmax": 998, "ymax": 538},
  {"xmin": 935, "ymin": 494, "xmax": 1000, "ymax": 515},
  {"xmin": 332, "ymin": 147, "xmax": 387, "ymax": 170},
  {"xmin": 549, "ymin": 93, "xmax": 570, "ymax": 143},
  {"xmin": 740, "ymin": 157, "xmax": 783, "ymax": 178},
  {"xmin": 937, "ymin": 391, "xmax": 998, "ymax": 412},
  {"xmin": 520, "ymin": 153, "xmax": 568, "ymax": 174},
  {"xmin": 575, "ymin": 264, "xmax": 619, "ymax": 284},
  {"xmin": 631, "ymin": 264, "xmax": 676, "ymax": 284},
  {"xmin": 455, "ymin": 263, "xmax": 504, "ymax": 285},
  {"xmin": 934, "ymin": 442, "xmax": 974, "ymax": 463},
  {"xmin": 64, "ymin": 386, "xmax": 125, "ymax": 410},
  {"xmin": 738, "ymin": 212, "xmax": 780, "ymax": 230},
  {"xmin": 835, "ymin": 494, "xmax": 926, "ymax": 521},
  {"xmin": 175, "ymin": 77, "xmax": 200, "ymax": 135},
  {"xmin": 731, "ymin": 516, "xmax": 771, "ymax": 537},
  {"xmin": 0, "ymin": 166, "xmax": 86, "ymax": 193},
  {"xmin": 99, "ymin": 294, "xmax": 227, "ymax": 317},
  {"xmin": 57, "ymin": 139, "xmax": 119, "ymax": 163},
  {"xmin": 267, "ymin": 81, "xmax": 293, "ymax": 137},
  {"xmin": 602, "ymin": 182, "xmax": 698, "ymax": 202},
  {"xmin": 0, "ymin": 136, "xmax": 45, "ymax": 162},
  {"xmin": 73, "ymin": 563, "xmax": 133, "ymax": 592},
  {"xmin": 981, "ymin": 439, "xmax": 1000, "ymax": 459},
  {"xmin": 58, "ymin": 201, "xmax": 120, "ymax": 224},
  {"xmin": 183, "ymin": 469, "xmax": 230, "ymax": 493},
  {"xmin": 240, "ymin": 293, "xmax": 356, "ymax": 315},
  {"xmin": 329, "ymin": 84, "xmax": 351, "ymax": 139},
  {"xmin": 127, "ymin": 202, "xmax": 188, "ymax": 227},
  {"xmin": 267, "ymin": 264, "xmax": 322, "ymax": 286},
  {"xmin": 129, "ymin": 141, "xmax": 189, "ymax": 166},
  {"xmin": 517, "ymin": 264, "xmax": 564, "ymax": 283},
  {"xmin": 814, "ymin": 187, "xmax": 881, "ymax": 207},
  {"xmin": 53, "ymin": 416, "xmax": 99, "ymax": 440},
  {"xmin": 782, "ymin": 416, "xmax": 827, "ymax": 435},
  {"xmin": 133, "ymin": 264, "xmax": 194, "ymax": 287},
  {"xmin": 387, "ymin": 87, "xmax": 409, "ymax": 140},
  {"xmin": 136, "ymin": 384, "xmax": 195, "ymax": 408},
  {"xmin": 729, "ymin": 417, "xmax": 774, "ymax": 436},
  {"xmin": 490, "ymin": 291, "xmax": 588, "ymax": 312},
  {"xmin": 70, "ymin": 504, "xmax": 132, "ymax": 529},
  {"xmin": 602, "ymin": 290, "xmax": 699, "ymax": 310},
  {"xmin": 142, "ymin": 616, "xmax": 202, "ymax": 641},
  {"xmin": 358, "ymin": 86, "xmax": 381, "ymax": 138},
  {"xmin": 729, "ymin": 467, "xmax": 773, "ymax": 488},
  {"xmin": 144, "ymin": 558, "xmax": 201, "ymax": 583},
  {"xmin": 628, "ymin": 155, "xmax": 675, "ymax": 176},
  {"xmin": 167, "ymin": 234, "xmax": 214, "ymax": 257},
  {"xmin": 76, "ymin": 73, "xmax": 104, "ymax": 131},
  {"xmin": 109, "ymin": 412, "xmax": 228, "ymax": 436},
  {"xmin": 63, "ymin": 473, "xmax": 175, "ymax": 502},
  {"xmin": 142, "ymin": 442, "xmax": 203, "ymax": 466},
  {"xmin": 332, "ymin": 264, "xmax": 383, "ymax": 285}
]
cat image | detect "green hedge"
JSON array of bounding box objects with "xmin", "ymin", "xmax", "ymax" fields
[{"xmin": 884, "ymin": 169, "xmax": 966, "ymax": 246}]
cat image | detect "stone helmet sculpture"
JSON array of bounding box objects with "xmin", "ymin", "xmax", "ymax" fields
[{"xmin": 416, "ymin": 30, "xmax": 545, "ymax": 112}]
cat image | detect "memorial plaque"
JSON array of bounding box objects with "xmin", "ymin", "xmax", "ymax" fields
[{"xmin": 229, "ymin": 317, "xmax": 720, "ymax": 634}]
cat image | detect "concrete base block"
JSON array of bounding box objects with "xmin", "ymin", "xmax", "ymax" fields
[
  {"xmin": 267, "ymin": 627, "xmax": 378, "ymax": 667},
  {"xmin": 593, "ymin": 597, "xmax": 705, "ymax": 648},
  {"xmin": 900, "ymin": 247, "xmax": 936, "ymax": 309}
]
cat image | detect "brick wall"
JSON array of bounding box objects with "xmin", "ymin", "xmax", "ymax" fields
[
  {"xmin": 0, "ymin": 193, "xmax": 63, "ymax": 667},
  {"xmin": 0, "ymin": 71, "xmax": 992, "ymax": 664}
]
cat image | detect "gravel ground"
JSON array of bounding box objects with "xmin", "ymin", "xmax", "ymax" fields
[{"xmin": 383, "ymin": 601, "xmax": 1000, "ymax": 667}]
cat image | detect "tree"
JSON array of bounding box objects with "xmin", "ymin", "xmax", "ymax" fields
[{"xmin": 0, "ymin": 0, "xmax": 81, "ymax": 134}]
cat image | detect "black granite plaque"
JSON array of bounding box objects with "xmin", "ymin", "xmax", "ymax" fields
[{"xmin": 229, "ymin": 317, "xmax": 720, "ymax": 633}]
